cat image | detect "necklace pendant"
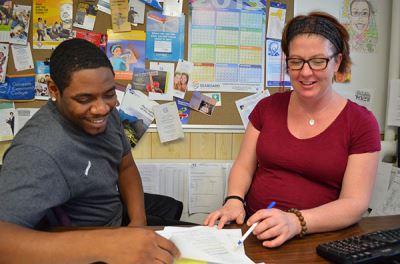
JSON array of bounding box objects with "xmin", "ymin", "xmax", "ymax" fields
[{"xmin": 309, "ymin": 119, "xmax": 315, "ymax": 126}]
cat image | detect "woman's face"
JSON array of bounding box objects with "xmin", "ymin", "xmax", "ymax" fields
[
  {"xmin": 287, "ymin": 34, "xmax": 341, "ymax": 100},
  {"xmin": 350, "ymin": 1, "xmax": 370, "ymax": 34},
  {"xmin": 174, "ymin": 73, "xmax": 181, "ymax": 84},
  {"xmin": 181, "ymin": 74, "xmax": 188, "ymax": 84}
]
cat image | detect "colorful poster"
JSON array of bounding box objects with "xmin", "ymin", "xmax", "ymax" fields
[
  {"xmin": 175, "ymin": 97, "xmax": 191, "ymax": 124},
  {"xmin": 106, "ymin": 29, "xmax": 146, "ymax": 80},
  {"xmin": 32, "ymin": 0, "xmax": 73, "ymax": 49},
  {"xmin": 189, "ymin": 0, "xmax": 266, "ymax": 93},
  {"xmin": 9, "ymin": 4, "xmax": 31, "ymax": 45},
  {"xmin": 0, "ymin": 74, "xmax": 35, "ymax": 101},
  {"xmin": 145, "ymin": 11, "xmax": 185, "ymax": 62}
]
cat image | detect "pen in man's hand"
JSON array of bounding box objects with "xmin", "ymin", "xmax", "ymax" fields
[{"xmin": 236, "ymin": 201, "xmax": 276, "ymax": 247}]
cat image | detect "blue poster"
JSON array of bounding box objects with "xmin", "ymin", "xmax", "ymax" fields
[{"xmin": 146, "ymin": 11, "xmax": 185, "ymax": 62}]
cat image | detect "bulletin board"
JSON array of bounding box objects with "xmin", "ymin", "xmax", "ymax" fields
[{"xmin": 8, "ymin": 0, "xmax": 294, "ymax": 126}]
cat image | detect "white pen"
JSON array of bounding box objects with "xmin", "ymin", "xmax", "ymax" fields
[{"xmin": 236, "ymin": 201, "xmax": 276, "ymax": 247}]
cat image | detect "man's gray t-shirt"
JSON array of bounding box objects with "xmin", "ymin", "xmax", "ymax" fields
[{"xmin": 0, "ymin": 100, "xmax": 131, "ymax": 228}]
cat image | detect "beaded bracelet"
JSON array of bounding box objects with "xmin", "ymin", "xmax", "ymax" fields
[
  {"xmin": 223, "ymin": 195, "xmax": 245, "ymax": 205},
  {"xmin": 288, "ymin": 208, "xmax": 307, "ymax": 238}
]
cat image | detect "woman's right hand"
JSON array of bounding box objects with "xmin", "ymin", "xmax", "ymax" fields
[{"xmin": 203, "ymin": 199, "xmax": 246, "ymax": 229}]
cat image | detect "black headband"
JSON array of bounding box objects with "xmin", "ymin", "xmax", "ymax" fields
[{"xmin": 286, "ymin": 16, "xmax": 342, "ymax": 52}]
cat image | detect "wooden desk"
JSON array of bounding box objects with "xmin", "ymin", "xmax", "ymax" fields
[{"xmin": 232, "ymin": 215, "xmax": 400, "ymax": 263}]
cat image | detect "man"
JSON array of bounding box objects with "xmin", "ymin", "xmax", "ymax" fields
[{"xmin": 0, "ymin": 39, "xmax": 180, "ymax": 263}]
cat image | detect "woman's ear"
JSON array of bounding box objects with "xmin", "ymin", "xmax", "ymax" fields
[{"xmin": 334, "ymin": 53, "xmax": 343, "ymax": 72}]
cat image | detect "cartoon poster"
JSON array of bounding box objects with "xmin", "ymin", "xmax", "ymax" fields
[
  {"xmin": 340, "ymin": 0, "xmax": 378, "ymax": 53},
  {"xmin": 33, "ymin": 0, "xmax": 73, "ymax": 49},
  {"xmin": 106, "ymin": 29, "xmax": 146, "ymax": 80},
  {"xmin": 9, "ymin": 4, "xmax": 31, "ymax": 45}
]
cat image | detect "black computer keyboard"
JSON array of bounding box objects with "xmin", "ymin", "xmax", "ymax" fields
[{"xmin": 316, "ymin": 227, "xmax": 400, "ymax": 263}]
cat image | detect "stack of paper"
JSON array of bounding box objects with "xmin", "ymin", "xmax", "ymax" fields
[{"xmin": 157, "ymin": 226, "xmax": 254, "ymax": 264}]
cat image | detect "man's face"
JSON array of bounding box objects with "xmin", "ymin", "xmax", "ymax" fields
[
  {"xmin": 60, "ymin": 3, "xmax": 72, "ymax": 24},
  {"xmin": 54, "ymin": 67, "xmax": 117, "ymax": 135}
]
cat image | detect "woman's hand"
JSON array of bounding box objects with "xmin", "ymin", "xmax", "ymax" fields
[
  {"xmin": 203, "ymin": 199, "xmax": 245, "ymax": 229},
  {"xmin": 247, "ymin": 208, "xmax": 301, "ymax": 248}
]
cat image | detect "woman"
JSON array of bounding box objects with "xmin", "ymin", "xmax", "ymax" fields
[
  {"xmin": 204, "ymin": 12, "xmax": 380, "ymax": 248},
  {"xmin": 180, "ymin": 72, "xmax": 189, "ymax": 92}
]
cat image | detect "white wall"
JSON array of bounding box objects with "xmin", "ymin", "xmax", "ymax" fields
[{"xmin": 294, "ymin": 0, "xmax": 392, "ymax": 132}]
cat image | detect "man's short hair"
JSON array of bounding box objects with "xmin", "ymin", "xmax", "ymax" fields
[{"xmin": 50, "ymin": 38, "xmax": 114, "ymax": 94}]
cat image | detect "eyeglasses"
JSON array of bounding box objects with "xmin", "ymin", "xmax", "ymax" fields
[
  {"xmin": 351, "ymin": 10, "xmax": 370, "ymax": 18},
  {"xmin": 286, "ymin": 54, "xmax": 337, "ymax": 71}
]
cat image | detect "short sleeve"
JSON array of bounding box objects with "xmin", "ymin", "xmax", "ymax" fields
[
  {"xmin": 0, "ymin": 145, "xmax": 70, "ymax": 228},
  {"xmin": 349, "ymin": 106, "xmax": 381, "ymax": 154},
  {"xmin": 249, "ymin": 97, "xmax": 268, "ymax": 131}
]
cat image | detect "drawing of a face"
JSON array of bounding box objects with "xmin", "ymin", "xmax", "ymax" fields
[
  {"xmin": 60, "ymin": 3, "xmax": 73, "ymax": 24},
  {"xmin": 349, "ymin": 0, "xmax": 370, "ymax": 34}
]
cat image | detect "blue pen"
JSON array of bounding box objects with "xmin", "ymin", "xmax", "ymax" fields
[{"xmin": 236, "ymin": 201, "xmax": 276, "ymax": 247}]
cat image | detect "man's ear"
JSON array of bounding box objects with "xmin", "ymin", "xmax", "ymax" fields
[{"xmin": 47, "ymin": 78, "xmax": 60, "ymax": 99}]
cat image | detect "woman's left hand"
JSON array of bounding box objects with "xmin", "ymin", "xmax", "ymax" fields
[{"xmin": 246, "ymin": 208, "xmax": 301, "ymax": 248}]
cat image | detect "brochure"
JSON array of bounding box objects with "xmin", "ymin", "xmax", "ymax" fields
[
  {"xmin": 118, "ymin": 89, "xmax": 158, "ymax": 148},
  {"xmin": 145, "ymin": 11, "xmax": 185, "ymax": 62},
  {"xmin": 106, "ymin": 29, "xmax": 146, "ymax": 80},
  {"xmin": 73, "ymin": 29, "xmax": 102, "ymax": 47},
  {"xmin": 34, "ymin": 61, "xmax": 50, "ymax": 100},
  {"xmin": 128, "ymin": 0, "xmax": 145, "ymax": 25},
  {"xmin": 175, "ymin": 97, "xmax": 190, "ymax": 124}
]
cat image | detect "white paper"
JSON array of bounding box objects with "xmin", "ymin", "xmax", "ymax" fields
[
  {"xmin": 369, "ymin": 162, "xmax": 393, "ymax": 213},
  {"xmin": 387, "ymin": 79, "xmax": 400, "ymax": 126},
  {"xmin": 380, "ymin": 167, "xmax": 400, "ymax": 215},
  {"xmin": 97, "ymin": 0, "xmax": 111, "ymax": 14},
  {"xmin": 153, "ymin": 102, "xmax": 184, "ymax": 143},
  {"xmin": 235, "ymin": 91, "xmax": 270, "ymax": 128},
  {"xmin": 158, "ymin": 163, "xmax": 188, "ymax": 204},
  {"xmin": 158, "ymin": 226, "xmax": 254, "ymax": 264},
  {"xmin": 14, "ymin": 108, "xmax": 39, "ymax": 135},
  {"xmin": 137, "ymin": 163, "xmax": 160, "ymax": 194},
  {"xmin": 189, "ymin": 163, "xmax": 226, "ymax": 214},
  {"xmin": 162, "ymin": 0, "xmax": 183, "ymax": 17},
  {"xmin": 154, "ymin": 40, "xmax": 172, "ymax": 53},
  {"xmin": 11, "ymin": 43, "xmax": 34, "ymax": 71},
  {"xmin": 266, "ymin": 2, "xmax": 286, "ymax": 40}
]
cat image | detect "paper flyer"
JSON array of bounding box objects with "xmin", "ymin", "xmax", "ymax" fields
[
  {"xmin": 106, "ymin": 29, "xmax": 146, "ymax": 80},
  {"xmin": 146, "ymin": 11, "xmax": 185, "ymax": 62},
  {"xmin": 128, "ymin": 0, "xmax": 145, "ymax": 25},
  {"xmin": 32, "ymin": 0, "xmax": 73, "ymax": 49},
  {"xmin": 0, "ymin": 43, "xmax": 9, "ymax": 83},
  {"xmin": 0, "ymin": 102, "xmax": 15, "ymax": 140},
  {"xmin": 34, "ymin": 61, "xmax": 50, "ymax": 100},
  {"xmin": 153, "ymin": 102, "xmax": 184, "ymax": 143},
  {"xmin": 110, "ymin": 0, "xmax": 131, "ymax": 32},
  {"xmin": 9, "ymin": 4, "xmax": 31, "ymax": 45},
  {"xmin": 73, "ymin": 0, "xmax": 98, "ymax": 31},
  {"xmin": 175, "ymin": 97, "xmax": 191, "ymax": 124},
  {"xmin": 119, "ymin": 89, "xmax": 158, "ymax": 148}
]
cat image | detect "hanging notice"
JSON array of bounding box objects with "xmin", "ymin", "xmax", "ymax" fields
[{"xmin": 189, "ymin": 0, "xmax": 266, "ymax": 93}]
